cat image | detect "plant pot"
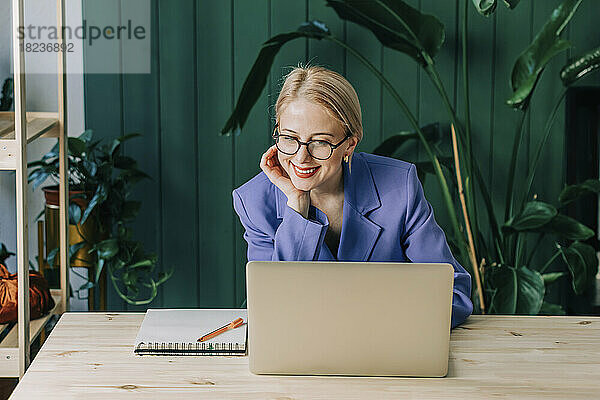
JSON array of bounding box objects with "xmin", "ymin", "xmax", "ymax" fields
[{"xmin": 42, "ymin": 185, "xmax": 100, "ymax": 275}]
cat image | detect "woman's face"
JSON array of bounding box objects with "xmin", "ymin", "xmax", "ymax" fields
[{"xmin": 277, "ymin": 99, "xmax": 357, "ymax": 192}]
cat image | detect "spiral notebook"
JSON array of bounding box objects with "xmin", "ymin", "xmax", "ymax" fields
[{"xmin": 134, "ymin": 309, "xmax": 247, "ymax": 356}]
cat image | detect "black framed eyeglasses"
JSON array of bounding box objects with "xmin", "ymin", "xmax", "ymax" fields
[{"xmin": 272, "ymin": 124, "xmax": 350, "ymax": 161}]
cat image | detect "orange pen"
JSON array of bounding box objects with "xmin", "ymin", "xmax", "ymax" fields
[{"xmin": 197, "ymin": 317, "xmax": 244, "ymax": 342}]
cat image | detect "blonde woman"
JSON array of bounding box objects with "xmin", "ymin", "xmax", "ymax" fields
[{"xmin": 233, "ymin": 66, "xmax": 472, "ymax": 328}]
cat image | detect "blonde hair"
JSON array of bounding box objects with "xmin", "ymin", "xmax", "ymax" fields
[{"xmin": 275, "ymin": 65, "xmax": 363, "ymax": 143}]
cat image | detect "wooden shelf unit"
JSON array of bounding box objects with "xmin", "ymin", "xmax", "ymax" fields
[
  {"xmin": 0, "ymin": 0, "xmax": 70, "ymax": 378},
  {"xmin": 0, "ymin": 294, "xmax": 62, "ymax": 377}
]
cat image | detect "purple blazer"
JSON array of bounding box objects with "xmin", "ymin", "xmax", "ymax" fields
[{"xmin": 233, "ymin": 152, "xmax": 473, "ymax": 328}]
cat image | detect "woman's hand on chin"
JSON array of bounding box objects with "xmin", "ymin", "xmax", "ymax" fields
[{"xmin": 260, "ymin": 145, "xmax": 310, "ymax": 218}]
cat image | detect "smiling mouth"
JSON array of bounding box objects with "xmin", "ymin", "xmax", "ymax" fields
[{"xmin": 292, "ymin": 163, "xmax": 320, "ymax": 178}]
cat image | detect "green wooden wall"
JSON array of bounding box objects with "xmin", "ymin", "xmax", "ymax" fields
[{"xmin": 83, "ymin": 0, "xmax": 600, "ymax": 310}]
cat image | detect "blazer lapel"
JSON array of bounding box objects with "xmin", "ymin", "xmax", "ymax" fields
[
  {"xmin": 275, "ymin": 184, "xmax": 287, "ymax": 219},
  {"xmin": 337, "ymin": 154, "xmax": 382, "ymax": 261}
]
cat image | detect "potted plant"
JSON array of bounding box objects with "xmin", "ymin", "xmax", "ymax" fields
[{"xmin": 28, "ymin": 130, "xmax": 172, "ymax": 306}]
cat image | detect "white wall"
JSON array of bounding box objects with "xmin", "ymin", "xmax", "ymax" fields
[{"xmin": 0, "ymin": 0, "xmax": 86, "ymax": 311}]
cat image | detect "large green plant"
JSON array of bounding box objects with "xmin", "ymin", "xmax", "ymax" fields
[
  {"xmin": 28, "ymin": 130, "xmax": 172, "ymax": 305},
  {"xmin": 222, "ymin": 0, "xmax": 600, "ymax": 315}
]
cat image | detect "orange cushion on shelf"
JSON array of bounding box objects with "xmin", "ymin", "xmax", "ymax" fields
[{"xmin": 0, "ymin": 264, "xmax": 55, "ymax": 324}]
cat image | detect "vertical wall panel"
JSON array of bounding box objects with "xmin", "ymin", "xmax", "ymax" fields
[
  {"xmin": 419, "ymin": 0, "xmax": 459, "ymax": 237},
  {"xmin": 82, "ymin": 0, "xmax": 125, "ymax": 310},
  {"xmin": 157, "ymin": 0, "xmax": 199, "ymax": 307},
  {"xmin": 345, "ymin": 23, "xmax": 382, "ymax": 152},
  {"xmin": 270, "ymin": 0, "xmax": 307, "ymax": 123},
  {"xmin": 381, "ymin": 1, "xmax": 420, "ymax": 164},
  {"xmin": 121, "ymin": 0, "xmax": 163, "ymax": 310},
  {"xmin": 528, "ymin": 1, "xmax": 567, "ymax": 274},
  {"xmin": 233, "ymin": 0, "xmax": 270, "ymax": 307},
  {"xmin": 196, "ymin": 1, "xmax": 235, "ymax": 307},
  {"xmin": 308, "ymin": 0, "xmax": 345, "ymax": 73},
  {"xmin": 491, "ymin": 3, "xmax": 532, "ymax": 240},
  {"xmin": 463, "ymin": 0, "xmax": 495, "ymax": 256}
]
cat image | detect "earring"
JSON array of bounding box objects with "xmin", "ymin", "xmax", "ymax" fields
[{"xmin": 344, "ymin": 155, "xmax": 349, "ymax": 163}]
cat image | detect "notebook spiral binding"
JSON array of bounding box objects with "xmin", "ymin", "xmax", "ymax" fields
[{"xmin": 135, "ymin": 341, "xmax": 246, "ymax": 356}]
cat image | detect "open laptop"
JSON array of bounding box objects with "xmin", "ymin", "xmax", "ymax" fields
[{"xmin": 246, "ymin": 261, "xmax": 454, "ymax": 377}]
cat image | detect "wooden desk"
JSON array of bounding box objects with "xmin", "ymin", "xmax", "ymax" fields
[{"xmin": 9, "ymin": 313, "xmax": 600, "ymax": 399}]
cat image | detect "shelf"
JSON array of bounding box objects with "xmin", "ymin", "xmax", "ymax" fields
[
  {"xmin": 0, "ymin": 111, "xmax": 59, "ymax": 142},
  {"xmin": 0, "ymin": 112, "xmax": 60, "ymax": 170},
  {"xmin": 0, "ymin": 293, "xmax": 62, "ymax": 377}
]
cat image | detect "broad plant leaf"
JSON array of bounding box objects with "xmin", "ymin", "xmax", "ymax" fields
[
  {"xmin": 78, "ymin": 281, "xmax": 95, "ymax": 291},
  {"xmin": 471, "ymin": 0, "xmax": 497, "ymax": 16},
  {"xmin": 559, "ymin": 179, "xmax": 600, "ymax": 205},
  {"xmin": 221, "ymin": 21, "xmax": 330, "ymax": 135},
  {"xmin": 503, "ymin": 201, "xmax": 557, "ymax": 232},
  {"xmin": 560, "ymin": 46, "xmax": 600, "ymax": 86},
  {"xmin": 68, "ymin": 203, "xmax": 82, "ymax": 225},
  {"xmin": 472, "ymin": 0, "xmax": 520, "ymax": 16},
  {"xmin": 121, "ymin": 201, "xmax": 142, "ymax": 222},
  {"xmin": 48, "ymin": 242, "xmax": 86, "ymax": 268},
  {"xmin": 542, "ymin": 271, "xmax": 567, "ymax": 285},
  {"xmin": 95, "ymin": 258, "xmax": 105, "ymax": 284},
  {"xmin": 83, "ymin": 159, "xmax": 97, "ymax": 177},
  {"xmin": 46, "ymin": 247, "xmax": 59, "ymax": 268},
  {"xmin": 414, "ymin": 157, "xmax": 454, "ymax": 176},
  {"xmin": 557, "ymin": 241, "xmax": 599, "ymax": 295},
  {"xmin": 110, "ymin": 133, "xmax": 142, "ymax": 157},
  {"xmin": 120, "ymin": 169, "xmax": 151, "ymax": 185},
  {"xmin": 117, "ymin": 132, "xmax": 142, "ymax": 143},
  {"xmin": 373, "ymin": 123, "xmax": 442, "ymax": 157},
  {"xmin": 69, "ymin": 242, "xmax": 86, "ymax": 261},
  {"xmin": 0, "ymin": 243, "xmax": 15, "ymax": 265},
  {"xmin": 506, "ymin": 0, "xmax": 582, "ymax": 109},
  {"xmin": 68, "ymin": 137, "xmax": 87, "ymax": 157},
  {"xmin": 487, "ymin": 264, "xmax": 517, "ymax": 314},
  {"xmin": 79, "ymin": 129, "xmax": 93, "ymax": 143},
  {"xmin": 28, "ymin": 167, "xmax": 53, "ymax": 191},
  {"xmin": 326, "ymin": 0, "xmax": 444, "ymax": 66},
  {"xmin": 515, "ymin": 266, "xmax": 545, "ymax": 314},
  {"xmin": 414, "ymin": 159, "xmax": 450, "ymax": 184},
  {"xmin": 504, "ymin": 204, "xmax": 594, "ymax": 241},
  {"xmin": 547, "ymin": 214, "xmax": 594, "ymax": 241},
  {"xmin": 487, "ymin": 264, "xmax": 545, "ymax": 314},
  {"xmin": 114, "ymin": 155, "xmax": 137, "ymax": 170},
  {"xmin": 80, "ymin": 184, "xmax": 107, "ymax": 225},
  {"xmin": 42, "ymin": 140, "xmax": 60, "ymax": 161},
  {"xmin": 503, "ymin": 0, "xmax": 520, "ymax": 9},
  {"xmin": 0, "ymin": 78, "xmax": 13, "ymax": 111},
  {"xmin": 95, "ymin": 239, "xmax": 119, "ymax": 260},
  {"xmin": 539, "ymin": 301, "xmax": 565, "ymax": 315}
]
